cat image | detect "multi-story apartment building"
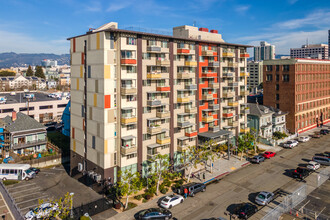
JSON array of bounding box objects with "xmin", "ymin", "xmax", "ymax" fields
[
  {"xmin": 0, "ymin": 75, "xmax": 46, "ymax": 91},
  {"xmin": 328, "ymin": 30, "xmax": 330, "ymax": 59},
  {"xmin": 290, "ymin": 44, "xmax": 329, "ymax": 60},
  {"xmin": 69, "ymin": 22, "xmax": 250, "ymax": 183},
  {"xmin": 263, "ymin": 59, "xmax": 330, "ymax": 134},
  {"xmin": 254, "ymin": 41, "xmax": 275, "ymax": 61},
  {"xmin": 247, "ymin": 61, "xmax": 263, "ymax": 90}
]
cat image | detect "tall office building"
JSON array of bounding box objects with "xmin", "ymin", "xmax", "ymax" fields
[
  {"xmin": 247, "ymin": 61, "xmax": 263, "ymax": 90},
  {"xmin": 69, "ymin": 22, "xmax": 250, "ymax": 183},
  {"xmin": 254, "ymin": 41, "xmax": 275, "ymax": 61},
  {"xmin": 290, "ymin": 44, "xmax": 329, "ymax": 60},
  {"xmin": 263, "ymin": 59, "xmax": 330, "ymax": 134}
]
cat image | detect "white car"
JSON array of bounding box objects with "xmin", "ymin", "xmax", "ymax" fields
[
  {"xmin": 283, "ymin": 140, "xmax": 298, "ymax": 148},
  {"xmin": 25, "ymin": 203, "xmax": 59, "ymax": 220},
  {"xmin": 159, "ymin": 194, "xmax": 184, "ymax": 209},
  {"xmin": 307, "ymin": 161, "xmax": 320, "ymax": 171},
  {"xmin": 298, "ymin": 136, "xmax": 310, "ymax": 142}
]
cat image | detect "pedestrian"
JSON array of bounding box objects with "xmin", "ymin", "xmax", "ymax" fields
[
  {"xmin": 184, "ymin": 187, "xmax": 188, "ymax": 199},
  {"xmin": 203, "ymin": 172, "xmax": 205, "ymax": 180}
]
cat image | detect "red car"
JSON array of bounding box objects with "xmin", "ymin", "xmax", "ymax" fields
[{"xmin": 263, "ymin": 151, "xmax": 276, "ymax": 159}]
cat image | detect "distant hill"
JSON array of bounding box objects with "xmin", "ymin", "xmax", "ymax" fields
[{"xmin": 0, "ymin": 52, "xmax": 70, "ymax": 68}]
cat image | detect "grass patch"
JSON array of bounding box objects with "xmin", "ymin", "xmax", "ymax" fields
[
  {"xmin": 3, "ymin": 180, "xmax": 19, "ymax": 186},
  {"xmin": 47, "ymin": 132, "xmax": 70, "ymax": 155},
  {"xmin": 124, "ymin": 202, "xmax": 137, "ymax": 211}
]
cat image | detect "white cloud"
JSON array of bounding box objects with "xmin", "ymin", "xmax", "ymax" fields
[
  {"xmin": 107, "ymin": 1, "xmax": 134, "ymax": 12},
  {"xmin": 0, "ymin": 30, "xmax": 69, "ymax": 54},
  {"xmin": 235, "ymin": 5, "xmax": 250, "ymax": 13}
]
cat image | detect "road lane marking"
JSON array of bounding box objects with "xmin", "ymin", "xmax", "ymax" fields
[{"xmin": 11, "ymin": 187, "xmax": 41, "ymax": 195}]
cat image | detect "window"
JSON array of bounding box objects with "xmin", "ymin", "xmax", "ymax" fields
[
  {"xmin": 142, "ymin": 53, "xmax": 151, "ymax": 60},
  {"xmin": 127, "ymin": 124, "xmax": 137, "ymax": 130},
  {"xmin": 276, "ymin": 74, "xmax": 279, "ymax": 81},
  {"xmin": 266, "ymin": 74, "xmax": 273, "ymax": 81},
  {"xmin": 143, "ymin": 134, "xmax": 151, "ymax": 141},
  {"xmin": 19, "ymin": 107, "xmax": 34, "ymax": 111},
  {"xmin": 283, "ymin": 74, "xmax": 290, "ymax": 82},
  {"xmin": 276, "ymin": 84, "xmax": 279, "ymax": 91},
  {"xmin": 266, "ymin": 65, "xmax": 273, "ymax": 71},
  {"xmin": 127, "ymin": 153, "xmax": 136, "ymax": 159},
  {"xmin": 161, "ymin": 41, "xmax": 168, "ymax": 48},
  {"xmin": 127, "ymin": 37, "xmax": 136, "ymax": 45},
  {"xmin": 92, "ymin": 136, "xmax": 95, "ymax": 149},
  {"xmin": 276, "ymin": 94, "xmax": 279, "ymax": 101},
  {"xmin": 39, "ymin": 105, "xmax": 53, "ymax": 110},
  {"xmin": 143, "ymin": 107, "xmax": 151, "ymax": 113},
  {"xmin": 114, "ymin": 152, "xmax": 117, "ymax": 165},
  {"xmin": 276, "ymin": 65, "xmax": 280, "ymax": 71},
  {"xmin": 88, "ymin": 65, "xmax": 91, "ymax": 78},
  {"xmin": 57, "ymin": 104, "xmax": 67, "ymax": 108},
  {"xmin": 276, "ymin": 104, "xmax": 280, "ymax": 109},
  {"xmin": 126, "ymin": 66, "xmax": 136, "ymax": 73},
  {"xmin": 110, "ymin": 33, "xmax": 114, "ymax": 49},
  {"xmin": 283, "ymin": 65, "xmax": 290, "ymax": 71}
]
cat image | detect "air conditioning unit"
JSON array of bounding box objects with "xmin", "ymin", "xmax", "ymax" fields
[
  {"xmin": 78, "ymin": 163, "xmax": 83, "ymax": 172},
  {"xmin": 94, "ymin": 174, "xmax": 102, "ymax": 182}
]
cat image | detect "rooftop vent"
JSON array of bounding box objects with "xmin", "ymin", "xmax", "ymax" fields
[{"xmin": 199, "ymin": 27, "xmax": 209, "ymax": 32}]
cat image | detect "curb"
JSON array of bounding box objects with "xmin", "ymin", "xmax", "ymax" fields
[
  {"xmin": 203, "ymin": 171, "xmax": 230, "ymax": 185},
  {"xmin": 241, "ymin": 162, "xmax": 250, "ymax": 167}
]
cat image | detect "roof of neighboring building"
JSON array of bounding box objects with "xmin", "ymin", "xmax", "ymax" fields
[
  {"xmin": 268, "ymin": 106, "xmax": 289, "ymax": 117},
  {"xmin": 0, "ymin": 118, "xmax": 6, "ymax": 128},
  {"xmin": 263, "ymin": 58, "xmax": 330, "ymax": 65},
  {"xmin": 3, "ymin": 112, "xmax": 46, "ymax": 133},
  {"xmin": 198, "ymin": 130, "xmax": 232, "ymax": 139},
  {"xmin": 248, "ymin": 103, "xmax": 274, "ymax": 117}
]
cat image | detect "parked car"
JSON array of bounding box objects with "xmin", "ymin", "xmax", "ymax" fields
[
  {"xmin": 251, "ymin": 155, "xmax": 265, "ymax": 164},
  {"xmin": 30, "ymin": 167, "xmax": 40, "ymax": 174},
  {"xmin": 311, "ymin": 133, "xmax": 321, "ymax": 138},
  {"xmin": 255, "ymin": 191, "xmax": 274, "ymax": 206},
  {"xmin": 159, "ymin": 194, "xmax": 184, "ymax": 209},
  {"xmin": 320, "ymin": 129, "xmax": 328, "ymax": 135},
  {"xmin": 25, "ymin": 203, "xmax": 59, "ymax": 220},
  {"xmin": 307, "ymin": 161, "xmax": 320, "ymax": 171},
  {"xmin": 292, "ymin": 167, "xmax": 311, "ymax": 180},
  {"xmin": 233, "ymin": 203, "xmax": 258, "ymax": 219},
  {"xmin": 312, "ymin": 156, "xmax": 330, "ymax": 166},
  {"xmin": 297, "ymin": 136, "xmax": 310, "ymax": 142},
  {"xmin": 283, "ymin": 140, "xmax": 298, "ymax": 148},
  {"xmin": 186, "ymin": 182, "xmax": 206, "ymax": 197},
  {"xmin": 322, "ymin": 151, "xmax": 330, "ymax": 158},
  {"xmin": 263, "ymin": 151, "xmax": 276, "ymax": 159},
  {"xmin": 3, "ymin": 156, "xmax": 14, "ymax": 164},
  {"xmin": 134, "ymin": 208, "xmax": 172, "ymax": 220}
]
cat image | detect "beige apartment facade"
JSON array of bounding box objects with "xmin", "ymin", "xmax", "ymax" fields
[{"xmin": 69, "ymin": 22, "xmax": 250, "ymax": 183}]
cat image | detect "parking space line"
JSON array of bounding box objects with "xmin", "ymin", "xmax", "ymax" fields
[
  {"xmin": 0, "ymin": 205, "xmax": 6, "ymax": 209},
  {"xmin": 39, "ymin": 172, "xmax": 56, "ymax": 175},
  {"xmin": 20, "ymin": 204, "xmax": 38, "ymax": 212},
  {"xmin": 11, "ymin": 186, "xmax": 41, "ymax": 195},
  {"xmin": 16, "ymin": 195, "xmax": 48, "ymax": 205},
  {"xmin": 14, "ymin": 192, "xmax": 47, "ymax": 200},
  {"xmin": 7, "ymin": 182, "xmax": 37, "ymax": 190}
]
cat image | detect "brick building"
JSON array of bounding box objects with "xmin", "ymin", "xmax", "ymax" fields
[{"xmin": 263, "ymin": 58, "xmax": 330, "ymax": 134}]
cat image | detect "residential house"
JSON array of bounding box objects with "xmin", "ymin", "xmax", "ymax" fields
[{"xmin": 247, "ymin": 103, "xmax": 274, "ymax": 138}]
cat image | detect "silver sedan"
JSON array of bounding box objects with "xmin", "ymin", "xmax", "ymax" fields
[{"xmin": 255, "ymin": 191, "xmax": 274, "ymax": 205}]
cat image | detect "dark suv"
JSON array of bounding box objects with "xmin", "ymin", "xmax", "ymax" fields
[
  {"xmin": 233, "ymin": 203, "xmax": 258, "ymax": 219},
  {"xmin": 292, "ymin": 167, "xmax": 311, "ymax": 180},
  {"xmin": 180, "ymin": 182, "xmax": 206, "ymax": 197},
  {"xmin": 320, "ymin": 129, "xmax": 329, "ymax": 135}
]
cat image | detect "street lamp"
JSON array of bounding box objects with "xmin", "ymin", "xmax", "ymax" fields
[{"xmin": 69, "ymin": 192, "xmax": 74, "ymax": 219}]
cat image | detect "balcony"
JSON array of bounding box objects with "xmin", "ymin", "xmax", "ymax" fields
[
  {"xmin": 223, "ymin": 92, "xmax": 235, "ymax": 98},
  {"xmin": 202, "ymin": 116, "xmax": 214, "ymax": 123},
  {"xmin": 185, "ymin": 84, "xmax": 197, "ymax": 90},
  {"xmin": 178, "ymin": 121, "xmax": 191, "ymax": 128},
  {"xmin": 147, "ymin": 126, "xmax": 162, "ymax": 135},
  {"xmin": 210, "ymin": 83, "xmax": 219, "ymax": 89},
  {"xmin": 147, "ymin": 46, "xmax": 161, "ymax": 53},
  {"xmin": 228, "ymin": 121, "xmax": 238, "ymax": 127},
  {"xmin": 223, "ymin": 112, "xmax": 234, "ymax": 118},
  {"xmin": 222, "ymin": 52, "xmax": 235, "ymax": 57},
  {"xmin": 228, "ymin": 62, "xmax": 238, "ymax": 68},
  {"xmin": 185, "ymin": 107, "xmax": 197, "ymax": 114},
  {"xmin": 222, "ymin": 72, "xmax": 234, "ymax": 77},
  {"xmin": 147, "ymin": 72, "xmax": 162, "ymax": 79},
  {"xmin": 209, "ymin": 104, "xmax": 219, "ymax": 110},
  {"xmin": 177, "ymin": 48, "xmax": 190, "ymax": 54},
  {"xmin": 209, "ymin": 126, "xmax": 220, "ymax": 132},
  {"xmin": 147, "ymin": 149, "xmax": 160, "ymax": 160},
  {"xmin": 185, "ymin": 61, "xmax": 197, "ymax": 67},
  {"xmin": 147, "ymin": 100, "xmax": 161, "ymax": 106},
  {"xmin": 121, "ymin": 59, "xmax": 137, "ymax": 65},
  {"xmin": 121, "ymin": 145, "xmax": 137, "ymax": 155},
  {"xmin": 240, "ymin": 90, "xmax": 249, "ymax": 96},
  {"xmin": 240, "ymin": 72, "xmax": 249, "ymax": 77},
  {"xmin": 185, "ymin": 130, "xmax": 197, "ymax": 137},
  {"xmin": 228, "ymin": 82, "xmax": 238, "ymax": 87},
  {"xmin": 202, "ymin": 50, "xmax": 215, "ymax": 56},
  {"xmin": 240, "ymin": 108, "xmax": 250, "ymax": 114},
  {"xmin": 240, "ymin": 128, "xmax": 250, "ymax": 133},
  {"xmin": 178, "ymin": 72, "xmax": 194, "ymax": 79},
  {"xmin": 202, "ymin": 94, "xmax": 213, "ymax": 101},
  {"xmin": 121, "ymin": 116, "xmax": 137, "ymax": 124},
  {"xmin": 240, "ymin": 53, "xmax": 250, "ymax": 58},
  {"xmin": 156, "ymin": 111, "xmax": 170, "ymax": 118},
  {"xmin": 156, "ymin": 60, "xmax": 170, "ymax": 66},
  {"xmin": 156, "ymin": 86, "xmax": 170, "ymax": 92},
  {"xmin": 12, "ymin": 139, "xmax": 47, "ymax": 150},
  {"xmin": 177, "ymin": 97, "xmax": 190, "ymax": 103},
  {"xmin": 228, "ymin": 101, "xmax": 238, "ymax": 107},
  {"xmin": 209, "ymin": 61, "xmax": 220, "ymax": 67},
  {"xmin": 178, "ymin": 144, "xmax": 189, "ymax": 152},
  {"xmin": 121, "ymin": 87, "xmax": 137, "ymax": 95},
  {"xmin": 157, "ymin": 136, "xmax": 171, "ymax": 145},
  {"xmin": 202, "ymin": 72, "xmax": 217, "ymax": 78}
]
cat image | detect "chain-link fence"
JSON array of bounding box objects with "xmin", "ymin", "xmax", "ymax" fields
[
  {"xmin": 261, "ymin": 184, "xmax": 307, "ymax": 220},
  {"xmin": 71, "ymin": 197, "xmax": 113, "ymax": 219},
  {"xmin": 291, "ymin": 207, "xmax": 329, "ymax": 220},
  {"xmin": 317, "ymin": 167, "xmax": 330, "ymax": 187}
]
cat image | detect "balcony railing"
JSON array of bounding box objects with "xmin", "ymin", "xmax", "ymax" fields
[
  {"xmin": 228, "ymin": 82, "xmax": 238, "ymax": 87},
  {"xmin": 209, "ymin": 104, "xmax": 219, "ymax": 110},
  {"xmin": 202, "ymin": 50, "xmax": 215, "ymax": 56},
  {"xmin": 208, "ymin": 61, "xmax": 220, "ymax": 67},
  {"xmin": 121, "ymin": 59, "xmax": 137, "ymax": 65},
  {"xmin": 223, "ymin": 92, "xmax": 235, "ymax": 98},
  {"xmin": 185, "ymin": 61, "xmax": 197, "ymax": 67},
  {"xmin": 222, "ymin": 72, "xmax": 234, "ymax": 77},
  {"xmin": 147, "ymin": 149, "xmax": 160, "ymax": 160},
  {"xmin": 177, "ymin": 97, "xmax": 190, "ymax": 103},
  {"xmin": 147, "ymin": 72, "xmax": 162, "ymax": 79},
  {"xmin": 147, "ymin": 100, "xmax": 161, "ymax": 106},
  {"xmin": 121, "ymin": 145, "xmax": 137, "ymax": 155},
  {"xmin": 12, "ymin": 139, "xmax": 47, "ymax": 149},
  {"xmin": 156, "ymin": 60, "xmax": 170, "ymax": 66},
  {"xmin": 121, "ymin": 87, "xmax": 137, "ymax": 95},
  {"xmin": 156, "ymin": 86, "xmax": 170, "ymax": 92},
  {"xmin": 177, "ymin": 144, "xmax": 189, "ymax": 152},
  {"xmin": 210, "ymin": 83, "xmax": 219, "ymax": 89},
  {"xmin": 209, "ymin": 126, "xmax": 220, "ymax": 132},
  {"xmin": 157, "ymin": 136, "xmax": 171, "ymax": 145},
  {"xmin": 240, "ymin": 53, "xmax": 250, "ymax": 58},
  {"xmin": 202, "ymin": 94, "xmax": 213, "ymax": 101},
  {"xmin": 228, "ymin": 121, "xmax": 238, "ymax": 127},
  {"xmin": 240, "ymin": 72, "xmax": 249, "ymax": 77},
  {"xmin": 222, "ymin": 52, "xmax": 235, "ymax": 57},
  {"xmin": 202, "ymin": 116, "xmax": 214, "ymax": 123},
  {"xmin": 177, "ymin": 48, "xmax": 190, "ymax": 54},
  {"xmin": 185, "ymin": 107, "xmax": 197, "ymax": 114},
  {"xmin": 228, "ymin": 62, "xmax": 238, "ymax": 68},
  {"xmin": 240, "ymin": 108, "xmax": 250, "ymax": 114},
  {"xmin": 223, "ymin": 112, "xmax": 234, "ymax": 118},
  {"xmin": 177, "ymin": 72, "xmax": 194, "ymax": 79},
  {"xmin": 185, "ymin": 84, "xmax": 197, "ymax": 90},
  {"xmin": 240, "ymin": 128, "xmax": 250, "ymax": 133},
  {"xmin": 178, "ymin": 121, "xmax": 191, "ymax": 128},
  {"xmin": 202, "ymin": 72, "xmax": 217, "ymax": 78},
  {"xmin": 147, "ymin": 46, "xmax": 161, "ymax": 53},
  {"xmin": 147, "ymin": 126, "xmax": 162, "ymax": 135},
  {"xmin": 156, "ymin": 111, "xmax": 170, "ymax": 118},
  {"xmin": 121, "ymin": 116, "xmax": 137, "ymax": 124},
  {"xmin": 228, "ymin": 101, "xmax": 238, "ymax": 107},
  {"xmin": 185, "ymin": 130, "xmax": 197, "ymax": 137},
  {"xmin": 240, "ymin": 90, "xmax": 249, "ymax": 96}
]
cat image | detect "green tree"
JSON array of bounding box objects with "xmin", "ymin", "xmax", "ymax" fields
[
  {"xmin": 35, "ymin": 65, "xmax": 45, "ymax": 79},
  {"xmin": 273, "ymin": 131, "xmax": 288, "ymax": 140},
  {"xmin": 26, "ymin": 65, "xmax": 34, "ymax": 76},
  {"xmin": 0, "ymin": 70, "xmax": 15, "ymax": 76},
  {"xmin": 117, "ymin": 169, "xmax": 143, "ymax": 210},
  {"xmin": 149, "ymin": 154, "xmax": 170, "ymax": 195},
  {"xmin": 237, "ymin": 132, "xmax": 256, "ymax": 160},
  {"xmin": 38, "ymin": 192, "xmax": 73, "ymax": 219}
]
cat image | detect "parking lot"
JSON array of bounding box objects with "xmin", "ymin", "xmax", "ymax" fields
[{"xmin": 5, "ymin": 165, "xmax": 104, "ymax": 216}]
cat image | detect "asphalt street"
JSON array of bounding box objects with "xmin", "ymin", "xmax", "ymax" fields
[{"xmin": 167, "ymin": 132, "xmax": 330, "ymax": 220}]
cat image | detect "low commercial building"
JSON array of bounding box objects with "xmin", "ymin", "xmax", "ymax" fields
[
  {"xmin": 3, "ymin": 112, "xmax": 47, "ymax": 154},
  {"xmin": 0, "ymin": 92, "xmax": 69, "ymax": 123},
  {"xmin": 0, "ymin": 75, "xmax": 46, "ymax": 91}
]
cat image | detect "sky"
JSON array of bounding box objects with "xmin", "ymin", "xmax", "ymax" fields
[{"xmin": 0, "ymin": 0, "xmax": 329, "ymax": 55}]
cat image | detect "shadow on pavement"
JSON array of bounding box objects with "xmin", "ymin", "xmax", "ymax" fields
[
  {"xmin": 301, "ymin": 158, "xmax": 310, "ymax": 162},
  {"xmin": 248, "ymin": 192, "xmax": 259, "ymax": 204},
  {"xmin": 283, "ymin": 169, "xmax": 295, "ymax": 178}
]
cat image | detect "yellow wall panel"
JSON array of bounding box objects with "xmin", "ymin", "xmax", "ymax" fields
[
  {"xmin": 80, "ymin": 65, "xmax": 83, "ymax": 78},
  {"xmin": 73, "ymin": 140, "xmax": 76, "ymax": 152},
  {"xmin": 104, "ymin": 140, "xmax": 108, "ymax": 154},
  {"xmin": 104, "ymin": 65, "xmax": 110, "ymax": 79},
  {"xmin": 76, "ymin": 78, "xmax": 79, "ymax": 90},
  {"xmin": 94, "ymin": 93, "xmax": 97, "ymax": 107},
  {"xmin": 96, "ymin": 33, "xmax": 100, "ymax": 50}
]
